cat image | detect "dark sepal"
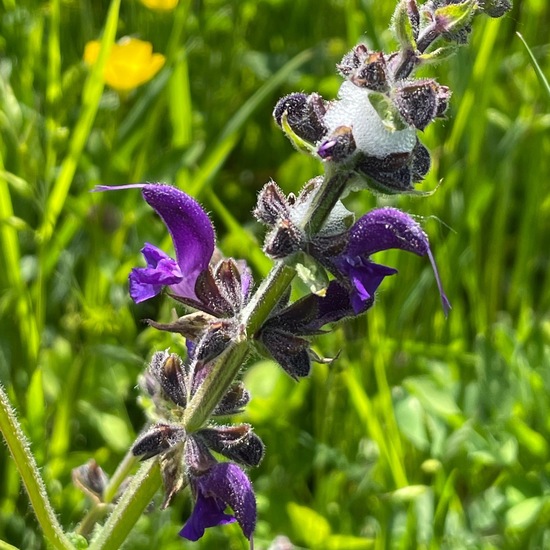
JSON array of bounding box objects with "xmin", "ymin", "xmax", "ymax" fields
[
  {"xmin": 264, "ymin": 219, "xmax": 305, "ymax": 259},
  {"xmin": 253, "ymin": 180, "xmax": 290, "ymax": 226},
  {"xmin": 147, "ymin": 351, "xmax": 188, "ymax": 408},
  {"xmin": 215, "ymin": 259, "xmax": 246, "ymax": 313},
  {"xmin": 259, "ymin": 328, "xmax": 312, "ymax": 379},
  {"xmin": 317, "ymin": 126, "xmax": 357, "ymax": 163},
  {"xmin": 194, "ymin": 319, "xmax": 237, "ymax": 365},
  {"xmin": 213, "ymin": 381, "xmax": 251, "ymax": 416},
  {"xmin": 132, "ymin": 423, "xmax": 187, "ymax": 460},
  {"xmin": 72, "ymin": 460, "xmax": 109, "ymax": 502},
  {"xmin": 194, "ymin": 267, "xmax": 234, "ymax": 317},
  {"xmin": 198, "ymin": 424, "xmax": 265, "ymax": 468},
  {"xmin": 273, "ymin": 92, "xmax": 328, "ymax": 144},
  {"xmin": 355, "ymin": 151, "xmax": 415, "ymax": 194},
  {"xmin": 349, "ymin": 51, "xmax": 390, "ymax": 92}
]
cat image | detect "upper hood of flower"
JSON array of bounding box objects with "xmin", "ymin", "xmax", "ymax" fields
[
  {"xmin": 341, "ymin": 207, "xmax": 451, "ymax": 315},
  {"xmin": 94, "ymin": 184, "xmax": 215, "ymax": 303}
]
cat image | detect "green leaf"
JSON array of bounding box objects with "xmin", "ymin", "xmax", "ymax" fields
[
  {"xmin": 392, "ymin": 0, "xmax": 417, "ymax": 50},
  {"xmin": 404, "ymin": 377, "xmax": 463, "ymax": 422},
  {"xmin": 394, "ymin": 394, "xmax": 429, "ymax": 450},
  {"xmin": 368, "ymin": 92, "xmax": 408, "ymax": 132},
  {"xmin": 516, "ymin": 32, "xmax": 550, "ymax": 101},
  {"xmin": 417, "ymin": 45, "xmax": 458, "ymax": 65},
  {"xmin": 325, "ymin": 535, "xmax": 375, "ymax": 549},
  {"xmin": 294, "ymin": 253, "xmax": 330, "ymax": 295},
  {"xmin": 505, "ymin": 497, "xmax": 546, "ymax": 530},
  {"xmin": 433, "ymin": 0, "xmax": 477, "ymax": 35},
  {"xmin": 287, "ymin": 503, "xmax": 332, "ymax": 549}
]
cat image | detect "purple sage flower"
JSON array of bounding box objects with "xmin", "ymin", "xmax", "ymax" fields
[
  {"xmin": 180, "ymin": 462, "xmax": 256, "ymax": 544},
  {"xmin": 333, "ymin": 207, "xmax": 451, "ymax": 315},
  {"xmin": 95, "ymin": 183, "xmax": 215, "ymax": 303}
]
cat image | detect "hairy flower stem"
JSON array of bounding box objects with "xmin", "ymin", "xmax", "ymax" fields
[
  {"xmin": 183, "ymin": 170, "xmax": 352, "ymax": 431},
  {"xmin": 303, "ymin": 170, "xmax": 353, "ymax": 235},
  {"xmin": 0, "ymin": 385, "xmax": 74, "ymax": 550},
  {"xmin": 183, "ymin": 262, "xmax": 297, "ymax": 432}
]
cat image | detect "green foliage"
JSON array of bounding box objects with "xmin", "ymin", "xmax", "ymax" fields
[{"xmin": 1, "ymin": 0, "xmax": 549, "ymax": 549}]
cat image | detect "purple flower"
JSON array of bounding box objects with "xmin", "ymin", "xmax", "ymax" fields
[
  {"xmin": 94, "ymin": 183, "xmax": 215, "ymax": 303},
  {"xmin": 334, "ymin": 207, "xmax": 451, "ymax": 315},
  {"xmin": 180, "ymin": 462, "xmax": 256, "ymax": 543}
]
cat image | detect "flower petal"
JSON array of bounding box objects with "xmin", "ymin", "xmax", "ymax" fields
[
  {"xmin": 129, "ymin": 243, "xmax": 183, "ymax": 303},
  {"xmin": 346, "ymin": 207, "xmax": 450, "ymax": 315},
  {"xmin": 179, "ymin": 492, "xmax": 236, "ymax": 541},
  {"xmin": 347, "ymin": 207, "xmax": 429, "ymax": 257},
  {"xmin": 342, "ymin": 258, "xmax": 397, "ymax": 313},
  {"xmin": 141, "ymin": 185, "xmax": 215, "ymax": 299},
  {"xmin": 180, "ymin": 462, "xmax": 256, "ymax": 542}
]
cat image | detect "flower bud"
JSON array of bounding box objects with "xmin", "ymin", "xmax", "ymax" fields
[
  {"xmin": 273, "ymin": 92, "xmax": 328, "ymax": 144},
  {"xmin": 392, "ymin": 79, "xmax": 450, "ymax": 131},
  {"xmin": 72, "ymin": 460, "xmax": 109, "ymax": 501},
  {"xmin": 198, "ymin": 424, "xmax": 265, "ymax": 467},
  {"xmin": 147, "ymin": 351, "xmax": 188, "ymax": 408},
  {"xmin": 253, "ymin": 180, "xmax": 290, "ymax": 226},
  {"xmin": 349, "ymin": 51, "xmax": 390, "ymax": 92},
  {"xmin": 213, "ymin": 381, "xmax": 251, "ymax": 416},
  {"xmin": 264, "ymin": 219, "xmax": 305, "ymax": 259},
  {"xmin": 132, "ymin": 423, "xmax": 187, "ymax": 460},
  {"xmin": 478, "ymin": 0, "xmax": 512, "ymax": 17},
  {"xmin": 317, "ymin": 126, "xmax": 356, "ymax": 162}
]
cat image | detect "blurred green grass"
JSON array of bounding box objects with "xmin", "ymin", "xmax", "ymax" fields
[{"xmin": 1, "ymin": 0, "xmax": 549, "ymax": 548}]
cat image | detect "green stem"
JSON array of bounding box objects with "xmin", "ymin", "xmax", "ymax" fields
[
  {"xmin": 0, "ymin": 385, "xmax": 74, "ymax": 550},
  {"xmin": 183, "ymin": 261, "xmax": 297, "ymax": 432},
  {"xmin": 303, "ymin": 170, "xmax": 353, "ymax": 235},
  {"xmin": 94, "ymin": 111, "xmax": 353, "ymax": 549},
  {"xmin": 88, "ymin": 460, "xmax": 161, "ymax": 550}
]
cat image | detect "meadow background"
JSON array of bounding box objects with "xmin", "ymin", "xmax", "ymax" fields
[{"xmin": 1, "ymin": 0, "xmax": 549, "ymax": 548}]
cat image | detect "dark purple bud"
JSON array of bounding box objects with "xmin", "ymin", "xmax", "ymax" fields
[
  {"xmin": 148, "ymin": 351, "xmax": 188, "ymax": 408},
  {"xmin": 411, "ymin": 140, "xmax": 431, "ymax": 182},
  {"xmin": 194, "ymin": 268, "xmax": 233, "ymax": 317},
  {"xmin": 317, "ymin": 126, "xmax": 356, "ymax": 162},
  {"xmin": 253, "ymin": 180, "xmax": 290, "ymax": 226},
  {"xmin": 132, "ymin": 423, "xmax": 186, "ymax": 460},
  {"xmin": 407, "ymin": 0, "xmax": 421, "ymax": 39},
  {"xmin": 259, "ymin": 328, "xmax": 311, "ymax": 379},
  {"xmin": 393, "ymin": 79, "xmax": 447, "ymax": 130},
  {"xmin": 72, "ymin": 460, "xmax": 109, "ymax": 501},
  {"xmin": 215, "ymin": 259, "xmax": 249, "ymax": 312},
  {"xmin": 478, "ymin": 0, "xmax": 512, "ymax": 17},
  {"xmin": 264, "ymin": 219, "xmax": 305, "ymax": 259},
  {"xmin": 198, "ymin": 425, "xmax": 265, "ymax": 467},
  {"xmin": 356, "ymin": 151, "xmax": 415, "ymax": 194},
  {"xmin": 213, "ymin": 381, "xmax": 251, "ymax": 416},
  {"xmin": 180, "ymin": 462, "xmax": 256, "ymax": 542},
  {"xmin": 349, "ymin": 51, "xmax": 390, "ymax": 92},
  {"xmin": 194, "ymin": 319, "xmax": 237, "ymax": 365},
  {"xmin": 273, "ymin": 92, "xmax": 328, "ymax": 144},
  {"xmin": 337, "ymin": 43, "xmax": 369, "ymax": 77}
]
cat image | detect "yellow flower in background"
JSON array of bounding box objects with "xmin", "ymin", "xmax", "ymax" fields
[
  {"xmin": 84, "ymin": 37, "xmax": 166, "ymax": 92},
  {"xmin": 140, "ymin": 0, "xmax": 179, "ymax": 10}
]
